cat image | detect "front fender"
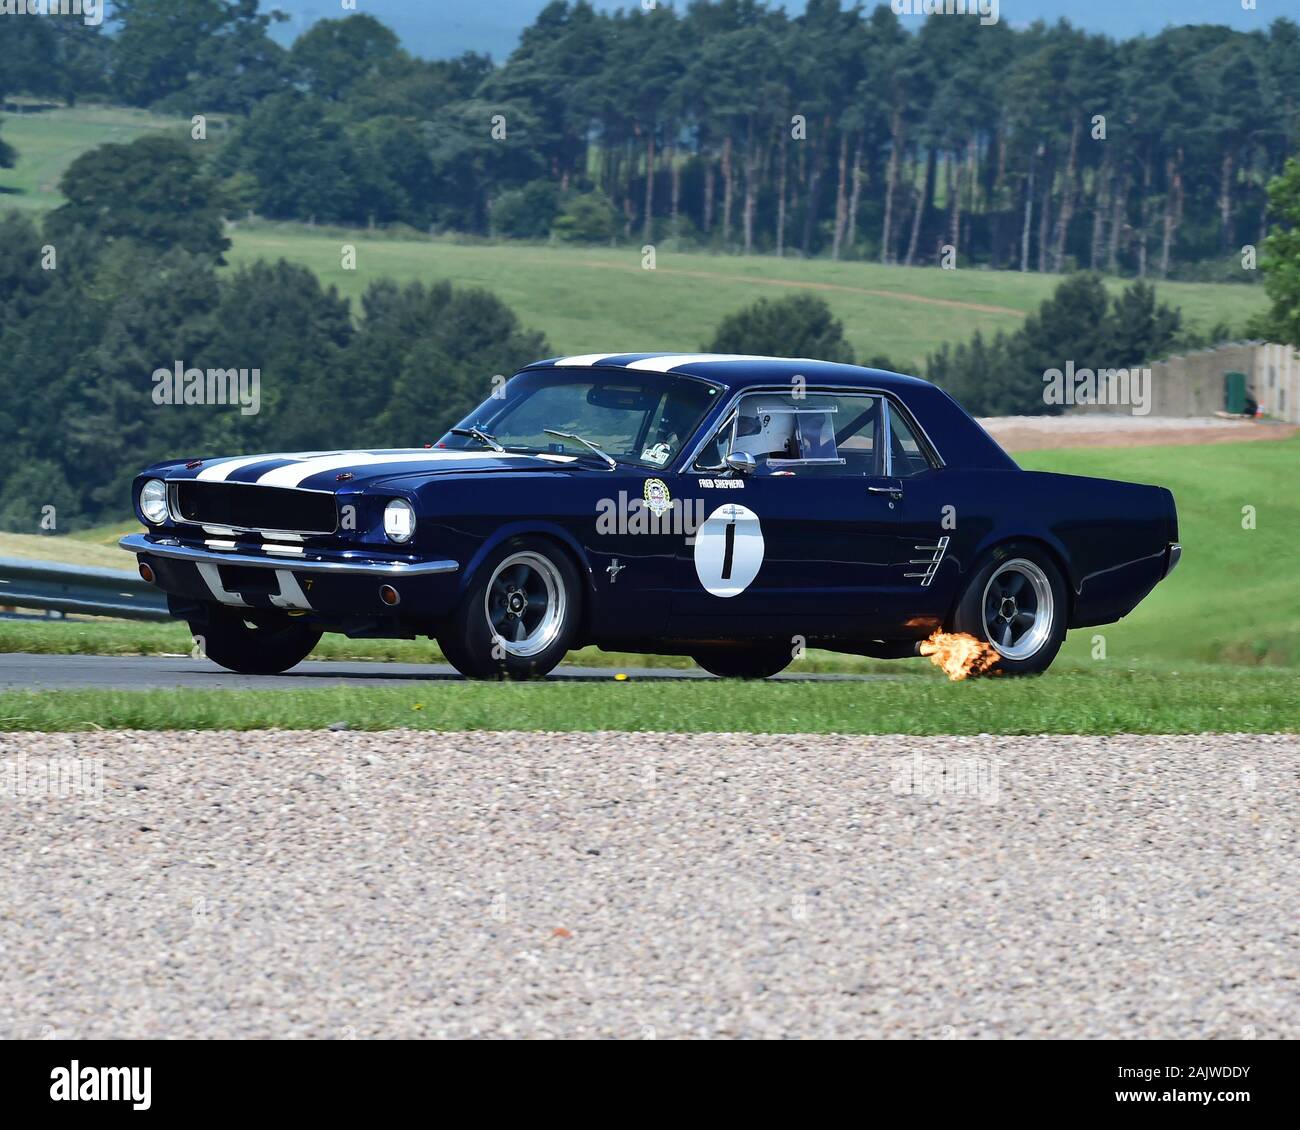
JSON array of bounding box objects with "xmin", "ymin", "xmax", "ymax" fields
[{"xmin": 458, "ymin": 519, "xmax": 597, "ymax": 602}]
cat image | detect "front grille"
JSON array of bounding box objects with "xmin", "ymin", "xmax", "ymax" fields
[{"xmin": 171, "ymin": 481, "xmax": 337, "ymax": 535}]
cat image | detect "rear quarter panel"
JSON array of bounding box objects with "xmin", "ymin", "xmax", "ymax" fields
[{"xmin": 915, "ymin": 468, "xmax": 1174, "ymax": 629}]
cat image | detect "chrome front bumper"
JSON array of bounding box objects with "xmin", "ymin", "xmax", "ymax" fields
[
  {"xmin": 1165, "ymin": 542, "xmax": 1182, "ymax": 577},
  {"xmin": 120, "ymin": 534, "xmax": 459, "ymax": 577}
]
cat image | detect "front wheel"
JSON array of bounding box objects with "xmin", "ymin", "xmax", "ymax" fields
[
  {"xmin": 438, "ymin": 538, "xmax": 582, "ymax": 680},
  {"xmin": 189, "ymin": 607, "xmax": 321, "ymax": 675},
  {"xmin": 951, "ymin": 545, "xmax": 1067, "ymax": 676},
  {"xmin": 691, "ymin": 646, "xmax": 792, "ymax": 679}
]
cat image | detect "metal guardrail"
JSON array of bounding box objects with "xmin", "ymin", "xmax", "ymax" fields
[{"xmin": 0, "ymin": 555, "xmax": 172, "ymax": 621}]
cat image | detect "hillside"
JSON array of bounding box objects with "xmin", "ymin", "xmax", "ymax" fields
[
  {"xmin": 0, "ymin": 106, "xmax": 1268, "ymax": 368},
  {"xmin": 0, "ymin": 105, "xmax": 188, "ymax": 213},
  {"xmin": 227, "ymin": 226, "xmax": 1267, "ymax": 371}
]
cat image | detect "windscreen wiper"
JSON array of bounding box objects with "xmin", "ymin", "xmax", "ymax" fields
[
  {"xmin": 544, "ymin": 428, "xmax": 617, "ymax": 469},
  {"xmin": 450, "ymin": 426, "xmax": 505, "ymax": 453}
]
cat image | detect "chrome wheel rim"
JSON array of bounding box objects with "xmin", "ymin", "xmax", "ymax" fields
[
  {"xmin": 981, "ymin": 558, "xmax": 1054, "ymax": 661},
  {"xmin": 485, "ymin": 551, "xmax": 565, "ymax": 658}
]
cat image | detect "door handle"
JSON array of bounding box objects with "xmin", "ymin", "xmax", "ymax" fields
[{"xmin": 868, "ymin": 486, "xmax": 903, "ymax": 499}]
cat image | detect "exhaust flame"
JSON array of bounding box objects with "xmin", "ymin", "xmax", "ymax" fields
[{"xmin": 919, "ymin": 630, "xmax": 1000, "ymax": 681}]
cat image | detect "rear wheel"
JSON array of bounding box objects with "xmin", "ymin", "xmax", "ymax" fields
[
  {"xmin": 189, "ymin": 607, "xmax": 321, "ymax": 675},
  {"xmin": 951, "ymin": 544, "xmax": 1067, "ymax": 676},
  {"xmin": 691, "ymin": 645, "xmax": 792, "ymax": 679},
  {"xmin": 438, "ymin": 538, "xmax": 581, "ymax": 680}
]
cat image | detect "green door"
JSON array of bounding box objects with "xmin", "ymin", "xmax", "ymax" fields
[{"xmin": 1224, "ymin": 370, "xmax": 1247, "ymax": 415}]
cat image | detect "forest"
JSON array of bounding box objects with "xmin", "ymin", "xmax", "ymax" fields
[
  {"xmin": 1, "ymin": 1, "xmax": 1298, "ymax": 530},
  {"xmin": 3, "ymin": 1, "xmax": 1298, "ymax": 275}
]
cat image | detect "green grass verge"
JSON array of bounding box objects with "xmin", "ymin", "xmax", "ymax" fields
[
  {"xmin": 0, "ymin": 666, "xmax": 1291, "ymax": 733},
  {"xmin": 1020, "ymin": 436, "xmax": 1300, "ymax": 667},
  {"xmin": 0, "ymin": 527, "xmax": 144, "ymax": 570}
]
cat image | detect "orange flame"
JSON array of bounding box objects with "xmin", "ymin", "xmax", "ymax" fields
[{"xmin": 919, "ymin": 630, "xmax": 1000, "ymax": 681}]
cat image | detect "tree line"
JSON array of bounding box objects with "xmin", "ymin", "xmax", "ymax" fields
[
  {"xmin": 3, "ymin": 1, "xmax": 1298, "ymax": 276},
  {"xmin": 0, "ymin": 207, "xmax": 548, "ymax": 531}
]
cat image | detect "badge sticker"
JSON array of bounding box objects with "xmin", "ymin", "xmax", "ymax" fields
[
  {"xmin": 643, "ymin": 478, "xmax": 672, "ymax": 517},
  {"xmin": 693, "ymin": 503, "xmax": 764, "ymax": 597}
]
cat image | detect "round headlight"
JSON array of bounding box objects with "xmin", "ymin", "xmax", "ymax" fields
[
  {"xmin": 139, "ymin": 479, "xmax": 169, "ymax": 525},
  {"xmin": 383, "ymin": 498, "xmax": 416, "ymax": 543}
]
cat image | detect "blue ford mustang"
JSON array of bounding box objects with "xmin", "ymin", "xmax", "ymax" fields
[{"xmin": 122, "ymin": 354, "xmax": 1181, "ymax": 679}]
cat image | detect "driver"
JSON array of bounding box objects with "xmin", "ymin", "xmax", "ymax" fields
[
  {"xmin": 732, "ymin": 406, "xmax": 799, "ymax": 464},
  {"xmin": 641, "ymin": 396, "xmax": 701, "ymax": 466}
]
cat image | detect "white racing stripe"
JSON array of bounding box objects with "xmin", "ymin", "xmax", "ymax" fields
[
  {"xmin": 624, "ymin": 354, "xmax": 812, "ymax": 373},
  {"xmin": 195, "ymin": 563, "xmax": 248, "ymax": 607},
  {"xmin": 194, "ymin": 449, "xmax": 579, "ymax": 492},
  {"xmin": 553, "ymin": 354, "xmax": 620, "ymax": 367},
  {"xmin": 196, "ymin": 453, "xmax": 329, "ymax": 482},
  {"xmin": 255, "ymin": 450, "xmax": 520, "ymax": 488},
  {"xmin": 269, "ymin": 571, "xmax": 312, "ymax": 611}
]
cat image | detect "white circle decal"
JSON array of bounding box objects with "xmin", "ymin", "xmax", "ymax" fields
[{"xmin": 694, "ymin": 503, "xmax": 764, "ymax": 597}]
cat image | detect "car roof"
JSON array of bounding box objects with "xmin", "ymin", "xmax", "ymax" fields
[{"xmin": 521, "ymin": 353, "xmax": 934, "ymax": 393}]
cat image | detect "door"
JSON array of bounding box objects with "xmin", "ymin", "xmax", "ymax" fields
[
  {"xmin": 667, "ymin": 390, "xmax": 904, "ymax": 637},
  {"xmin": 875, "ymin": 400, "xmax": 954, "ymax": 632}
]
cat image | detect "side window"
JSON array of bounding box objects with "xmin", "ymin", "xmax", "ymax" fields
[
  {"xmin": 697, "ymin": 392, "xmax": 882, "ymax": 477},
  {"xmin": 824, "ymin": 394, "xmax": 880, "ymax": 476},
  {"xmin": 887, "ymin": 405, "xmax": 932, "ymax": 477}
]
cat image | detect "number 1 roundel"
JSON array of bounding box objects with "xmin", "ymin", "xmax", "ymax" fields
[{"xmin": 694, "ymin": 503, "xmax": 764, "ymax": 597}]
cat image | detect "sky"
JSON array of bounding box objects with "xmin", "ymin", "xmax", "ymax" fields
[{"xmin": 266, "ymin": 0, "xmax": 1284, "ymax": 60}]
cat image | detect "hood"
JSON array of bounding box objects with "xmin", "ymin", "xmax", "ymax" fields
[{"xmin": 166, "ymin": 448, "xmax": 578, "ymax": 491}]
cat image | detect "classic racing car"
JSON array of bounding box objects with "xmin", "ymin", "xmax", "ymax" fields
[{"xmin": 122, "ymin": 353, "xmax": 1181, "ymax": 679}]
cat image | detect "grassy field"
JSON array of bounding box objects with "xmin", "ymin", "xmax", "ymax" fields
[
  {"xmin": 1021, "ymin": 437, "xmax": 1300, "ymax": 668},
  {"xmin": 5, "ymin": 438, "xmax": 1295, "ymax": 670},
  {"xmin": 0, "ymin": 105, "xmax": 188, "ymax": 213},
  {"xmin": 0, "ymin": 523, "xmax": 143, "ymax": 570},
  {"xmin": 0, "ymin": 665, "xmax": 1291, "ymax": 734},
  {"xmin": 225, "ymin": 225, "xmax": 1267, "ymax": 371},
  {"xmin": 0, "ymin": 105, "xmax": 1266, "ymax": 367}
]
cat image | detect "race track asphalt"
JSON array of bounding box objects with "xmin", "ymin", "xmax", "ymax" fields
[{"xmin": 0, "ymin": 652, "xmax": 893, "ymax": 689}]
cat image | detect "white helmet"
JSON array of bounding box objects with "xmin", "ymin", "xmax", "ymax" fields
[{"xmin": 732, "ymin": 406, "xmax": 798, "ymax": 459}]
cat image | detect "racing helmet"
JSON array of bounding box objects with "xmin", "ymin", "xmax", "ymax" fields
[{"xmin": 731, "ymin": 406, "xmax": 798, "ymax": 460}]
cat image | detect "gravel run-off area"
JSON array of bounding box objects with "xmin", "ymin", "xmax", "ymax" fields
[
  {"xmin": 979, "ymin": 414, "xmax": 1296, "ymax": 451},
  {"xmin": 1, "ymin": 730, "xmax": 1295, "ymax": 1039}
]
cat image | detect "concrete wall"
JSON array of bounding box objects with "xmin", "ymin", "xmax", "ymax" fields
[
  {"xmin": 1256, "ymin": 342, "xmax": 1300, "ymax": 423},
  {"xmin": 1068, "ymin": 341, "xmax": 1300, "ymax": 423}
]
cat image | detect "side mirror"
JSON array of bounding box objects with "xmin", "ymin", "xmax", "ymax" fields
[{"xmin": 725, "ymin": 450, "xmax": 757, "ymax": 476}]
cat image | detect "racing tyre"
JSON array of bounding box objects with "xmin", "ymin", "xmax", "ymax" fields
[
  {"xmin": 951, "ymin": 542, "xmax": 1067, "ymax": 676},
  {"xmin": 189, "ymin": 607, "xmax": 321, "ymax": 675},
  {"xmin": 691, "ymin": 646, "xmax": 792, "ymax": 679},
  {"xmin": 439, "ymin": 537, "xmax": 582, "ymax": 680}
]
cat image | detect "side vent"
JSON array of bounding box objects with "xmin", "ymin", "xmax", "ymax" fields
[{"xmin": 904, "ymin": 536, "xmax": 950, "ymax": 587}]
